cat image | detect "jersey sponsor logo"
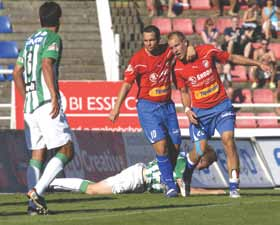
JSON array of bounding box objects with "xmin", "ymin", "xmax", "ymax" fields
[
  {"xmin": 194, "ymin": 82, "xmax": 219, "ymax": 99},
  {"xmin": 125, "ymin": 64, "xmax": 134, "ymax": 73},
  {"xmin": 188, "ymin": 76, "xmax": 198, "ymax": 85},
  {"xmin": 47, "ymin": 42, "xmax": 59, "ymax": 52},
  {"xmin": 148, "ymin": 85, "xmax": 170, "ymax": 97},
  {"xmin": 188, "ymin": 68, "xmax": 213, "ymax": 85}
]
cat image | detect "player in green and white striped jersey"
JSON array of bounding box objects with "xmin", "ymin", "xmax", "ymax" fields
[
  {"xmin": 13, "ymin": 2, "xmax": 74, "ymax": 216},
  {"xmin": 49, "ymin": 146, "xmax": 225, "ymax": 196}
]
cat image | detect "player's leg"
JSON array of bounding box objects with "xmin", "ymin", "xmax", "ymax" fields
[
  {"xmin": 27, "ymin": 103, "xmax": 74, "ymax": 212},
  {"xmin": 137, "ymin": 100, "xmax": 178, "ymax": 197},
  {"xmin": 215, "ymin": 99, "xmax": 240, "ymax": 198},
  {"xmin": 221, "ymin": 131, "xmax": 240, "ymax": 198}
]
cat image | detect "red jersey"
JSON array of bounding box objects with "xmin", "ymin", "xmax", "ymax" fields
[
  {"xmin": 124, "ymin": 44, "xmax": 174, "ymax": 102},
  {"xmin": 174, "ymin": 45, "xmax": 229, "ymax": 108}
]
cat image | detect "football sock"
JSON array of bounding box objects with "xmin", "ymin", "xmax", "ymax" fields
[
  {"xmin": 186, "ymin": 153, "xmax": 196, "ymax": 169},
  {"xmin": 49, "ymin": 178, "xmax": 85, "ymax": 192},
  {"xmin": 174, "ymin": 154, "xmax": 187, "ymax": 179},
  {"xmin": 27, "ymin": 159, "xmax": 43, "ymax": 207},
  {"xmin": 229, "ymin": 169, "xmax": 239, "ymax": 191},
  {"xmin": 156, "ymin": 154, "xmax": 177, "ymax": 191},
  {"xmin": 35, "ymin": 153, "xmax": 70, "ymax": 196},
  {"xmin": 80, "ymin": 180, "xmax": 92, "ymax": 193}
]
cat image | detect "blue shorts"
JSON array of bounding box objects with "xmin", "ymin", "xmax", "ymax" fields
[
  {"xmin": 137, "ymin": 99, "xmax": 181, "ymax": 145},
  {"xmin": 189, "ymin": 98, "xmax": 235, "ymax": 142}
]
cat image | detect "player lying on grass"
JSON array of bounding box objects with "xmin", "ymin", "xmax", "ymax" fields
[{"xmin": 49, "ymin": 145, "xmax": 225, "ymax": 196}]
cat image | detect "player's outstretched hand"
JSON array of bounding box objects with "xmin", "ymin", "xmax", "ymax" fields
[{"xmin": 109, "ymin": 109, "xmax": 119, "ymax": 122}]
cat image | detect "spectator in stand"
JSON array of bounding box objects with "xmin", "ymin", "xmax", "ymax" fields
[
  {"xmin": 249, "ymin": 38, "xmax": 276, "ymax": 89},
  {"xmin": 212, "ymin": 0, "xmax": 239, "ymax": 16},
  {"xmin": 222, "ymin": 16, "xmax": 252, "ymax": 58},
  {"xmin": 242, "ymin": 1, "xmax": 262, "ymax": 41},
  {"xmin": 148, "ymin": 0, "xmax": 189, "ymax": 17},
  {"xmin": 200, "ymin": 18, "xmax": 219, "ymax": 47},
  {"xmin": 262, "ymin": 0, "xmax": 280, "ymax": 39}
]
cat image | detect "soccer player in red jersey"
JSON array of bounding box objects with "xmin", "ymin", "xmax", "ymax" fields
[
  {"xmin": 167, "ymin": 31, "xmax": 271, "ymax": 198},
  {"xmin": 109, "ymin": 25, "xmax": 195, "ymax": 197}
]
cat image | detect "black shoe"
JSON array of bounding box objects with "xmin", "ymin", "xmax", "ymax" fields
[{"xmin": 27, "ymin": 188, "xmax": 48, "ymax": 215}]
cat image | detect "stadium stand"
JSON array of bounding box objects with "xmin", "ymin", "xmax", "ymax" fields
[
  {"xmin": 172, "ymin": 18, "xmax": 194, "ymax": 35},
  {"xmin": 257, "ymin": 112, "xmax": 279, "ymax": 128},
  {"xmin": 235, "ymin": 112, "xmax": 257, "ymax": 128},
  {"xmin": 268, "ymin": 43, "xmax": 280, "ymax": 60},
  {"xmin": 0, "ymin": 41, "xmax": 18, "ymax": 58},
  {"xmin": 194, "ymin": 17, "xmax": 207, "ymax": 34},
  {"xmin": 177, "ymin": 112, "xmax": 190, "ymax": 128},
  {"xmin": 0, "ymin": 16, "xmax": 12, "ymax": 33},
  {"xmin": 151, "ymin": 18, "xmax": 172, "ymax": 34},
  {"xmin": 253, "ymin": 89, "xmax": 274, "ymax": 103},
  {"xmin": 215, "ymin": 18, "xmax": 232, "ymax": 34},
  {"xmin": 231, "ymin": 65, "xmax": 248, "ymax": 83},
  {"xmin": 190, "ymin": 0, "xmax": 211, "ymax": 10}
]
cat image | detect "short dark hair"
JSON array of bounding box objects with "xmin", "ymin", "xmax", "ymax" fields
[
  {"xmin": 143, "ymin": 25, "xmax": 161, "ymax": 42},
  {"xmin": 39, "ymin": 1, "xmax": 62, "ymax": 27},
  {"xmin": 167, "ymin": 31, "xmax": 186, "ymax": 42}
]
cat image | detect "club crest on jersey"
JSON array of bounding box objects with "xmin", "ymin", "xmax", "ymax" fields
[
  {"xmin": 202, "ymin": 60, "xmax": 209, "ymax": 68},
  {"xmin": 189, "ymin": 76, "xmax": 198, "ymax": 85},
  {"xmin": 149, "ymin": 73, "xmax": 159, "ymax": 83},
  {"xmin": 125, "ymin": 64, "xmax": 134, "ymax": 73}
]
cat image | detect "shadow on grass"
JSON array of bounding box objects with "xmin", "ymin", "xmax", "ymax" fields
[{"xmin": 0, "ymin": 196, "xmax": 116, "ymax": 207}]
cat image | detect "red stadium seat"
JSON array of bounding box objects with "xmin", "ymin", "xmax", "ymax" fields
[
  {"xmin": 233, "ymin": 88, "xmax": 252, "ymax": 103},
  {"xmin": 231, "ymin": 66, "xmax": 247, "ymax": 82},
  {"xmin": 268, "ymin": 43, "xmax": 280, "ymax": 60},
  {"xmin": 216, "ymin": 18, "xmax": 232, "ymax": 34},
  {"xmin": 241, "ymin": 89, "xmax": 252, "ymax": 103},
  {"xmin": 190, "ymin": 0, "xmax": 211, "ymax": 10},
  {"xmin": 195, "ymin": 17, "xmax": 208, "ymax": 34},
  {"xmin": 172, "ymin": 18, "xmax": 194, "ymax": 35},
  {"xmin": 257, "ymin": 112, "xmax": 279, "ymax": 128},
  {"xmin": 177, "ymin": 112, "xmax": 190, "ymax": 128},
  {"xmin": 152, "ymin": 18, "xmax": 172, "ymax": 35},
  {"xmin": 235, "ymin": 112, "xmax": 257, "ymax": 128},
  {"xmin": 253, "ymin": 89, "xmax": 274, "ymax": 103}
]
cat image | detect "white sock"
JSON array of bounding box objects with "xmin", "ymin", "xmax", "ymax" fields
[
  {"xmin": 35, "ymin": 157, "xmax": 64, "ymax": 196},
  {"xmin": 49, "ymin": 178, "xmax": 84, "ymax": 192},
  {"xmin": 186, "ymin": 153, "xmax": 196, "ymax": 166}
]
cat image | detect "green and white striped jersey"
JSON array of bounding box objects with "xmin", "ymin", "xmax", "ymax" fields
[
  {"xmin": 145, "ymin": 155, "xmax": 186, "ymax": 192},
  {"xmin": 16, "ymin": 28, "xmax": 62, "ymax": 113}
]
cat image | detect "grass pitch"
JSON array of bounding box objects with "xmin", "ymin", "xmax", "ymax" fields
[{"xmin": 0, "ymin": 189, "xmax": 280, "ymax": 225}]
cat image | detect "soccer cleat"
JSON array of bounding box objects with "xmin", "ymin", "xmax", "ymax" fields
[
  {"xmin": 27, "ymin": 206, "xmax": 39, "ymax": 216},
  {"xmin": 182, "ymin": 166, "xmax": 194, "ymax": 197},
  {"xmin": 27, "ymin": 188, "xmax": 48, "ymax": 215},
  {"xmin": 165, "ymin": 187, "xmax": 178, "ymax": 198},
  {"xmin": 229, "ymin": 189, "xmax": 241, "ymax": 198}
]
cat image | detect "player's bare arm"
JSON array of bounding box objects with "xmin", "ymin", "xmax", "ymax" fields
[
  {"xmin": 13, "ymin": 64, "xmax": 26, "ymax": 99},
  {"xmin": 179, "ymin": 86, "xmax": 198, "ymax": 125},
  {"xmin": 42, "ymin": 57, "xmax": 59, "ymax": 119},
  {"xmin": 228, "ymin": 54, "xmax": 271, "ymax": 72},
  {"xmin": 109, "ymin": 82, "xmax": 132, "ymax": 122}
]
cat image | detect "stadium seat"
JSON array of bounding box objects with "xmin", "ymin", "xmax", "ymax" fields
[
  {"xmin": 235, "ymin": 112, "xmax": 257, "ymax": 128},
  {"xmin": 253, "ymin": 89, "xmax": 274, "ymax": 103},
  {"xmin": 257, "ymin": 112, "xmax": 279, "ymax": 128},
  {"xmin": 268, "ymin": 43, "xmax": 280, "ymax": 60},
  {"xmin": 216, "ymin": 18, "xmax": 232, "ymax": 34},
  {"xmin": 233, "ymin": 88, "xmax": 252, "ymax": 104},
  {"xmin": 231, "ymin": 65, "xmax": 247, "ymax": 82},
  {"xmin": 172, "ymin": 18, "xmax": 194, "ymax": 35},
  {"xmin": 177, "ymin": 112, "xmax": 190, "ymax": 128},
  {"xmin": 0, "ymin": 41, "xmax": 18, "ymax": 58},
  {"xmin": 152, "ymin": 18, "xmax": 172, "ymax": 35},
  {"xmin": 0, "ymin": 1, "xmax": 3, "ymax": 9},
  {"xmin": 6, "ymin": 64, "xmax": 14, "ymax": 81},
  {"xmin": 190, "ymin": 0, "xmax": 211, "ymax": 10},
  {"xmin": 0, "ymin": 16, "xmax": 12, "ymax": 33},
  {"xmin": 0, "ymin": 65, "xmax": 5, "ymax": 82},
  {"xmin": 194, "ymin": 17, "xmax": 208, "ymax": 34}
]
